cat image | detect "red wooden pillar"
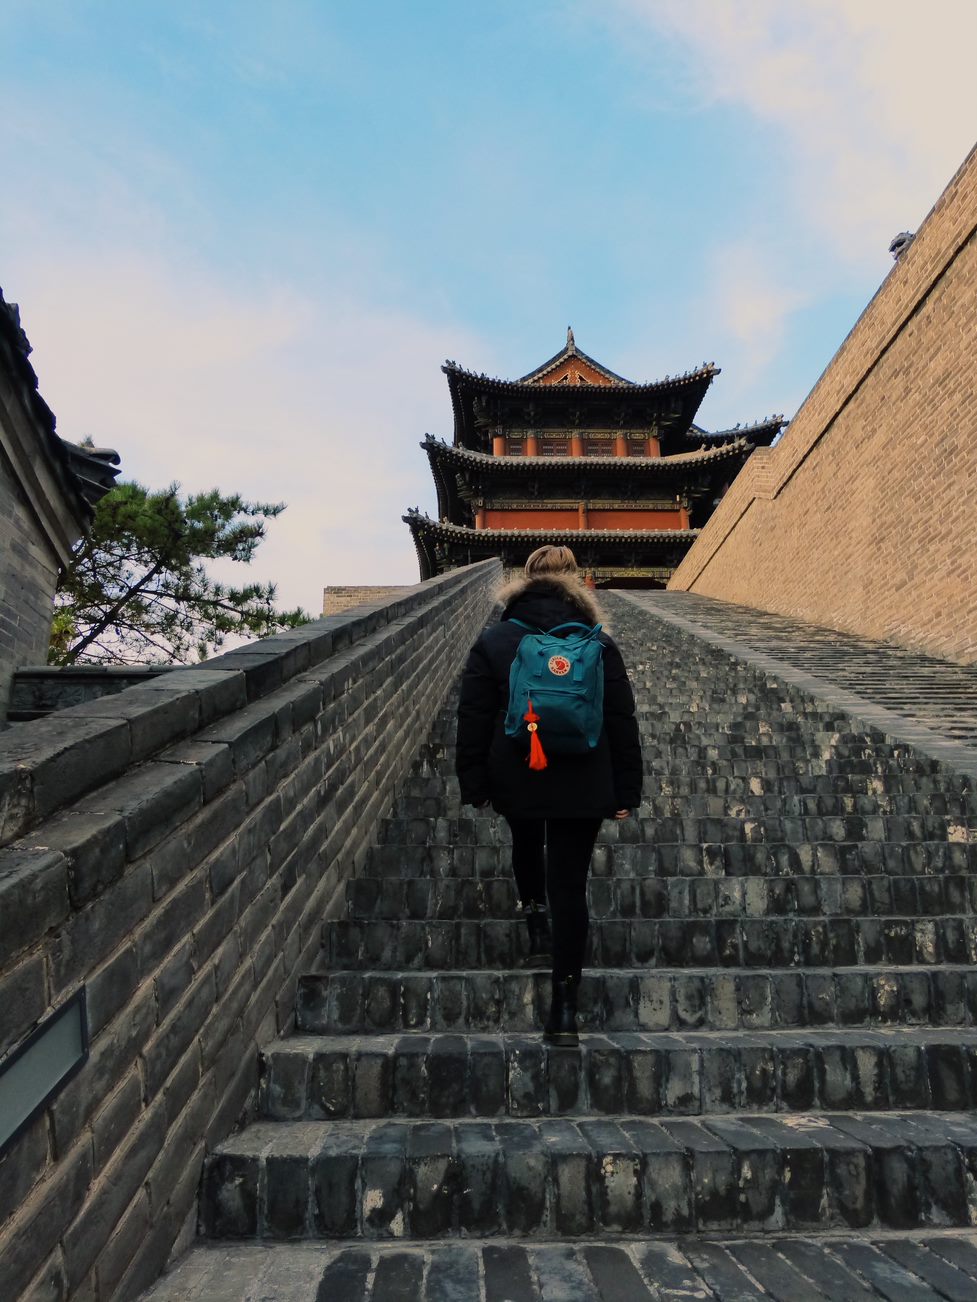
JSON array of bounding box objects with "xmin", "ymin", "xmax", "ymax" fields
[
  {"xmin": 615, "ymin": 434, "xmax": 628, "ymax": 458},
  {"xmin": 493, "ymin": 435, "xmax": 506, "ymax": 456},
  {"xmin": 646, "ymin": 435, "xmax": 660, "ymax": 458},
  {"xmin": 570, "ymin": 433, "xmax": 584, "ymax": 457},
  {"xmin": 525, "ymin": 433, "xmax": 538, "ymax": 456}
]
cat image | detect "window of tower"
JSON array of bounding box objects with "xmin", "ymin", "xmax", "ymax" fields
[{"xmin": 540, "ymin": 437, "xmax": 569, "ymax": 456}]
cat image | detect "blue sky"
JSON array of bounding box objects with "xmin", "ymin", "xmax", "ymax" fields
[{"xmin": 2, "ymin": 1, "xmax": 976, "ymax": 610}]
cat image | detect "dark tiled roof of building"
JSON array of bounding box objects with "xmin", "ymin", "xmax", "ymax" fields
[
  {"xmin": 402, "ymin": 509, "xmax": 698, "ymax": 545},
  {"xmin": 58, "ymin": 440, "xmax": 122, "ymax": 510},
  {"xmin": 517, "ymin": 328, "xmax": 636, "ymax": 385},
  {"xmin": 443, "ymin": 354, "xmax": 720, "ymax": 453},
  {"xmin": 688, "ymin": 415, "xmax": 786, "ymax": 446},
  {"xmin": 0, "ymin": 288, "xmax": 121, "ymax": 525},
  {"xmin": 421, "ymin": 433, "xmax": 755, "ymax": 473},
  {"xmin": 443, "ymin": 357, "xmax": 719, "ymax": 397}
]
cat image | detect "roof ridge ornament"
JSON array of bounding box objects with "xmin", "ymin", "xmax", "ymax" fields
[
  {"xmin": 889, "ymin": 231, "xmax": 915, "ymax": 260},
  {"xmin": 566, "ymin": 325, "xmax": 575, "ymax": 351}
]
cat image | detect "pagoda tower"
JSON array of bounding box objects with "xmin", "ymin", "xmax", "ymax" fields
[{"xmin": 404, "ymin": 329, "xmax": 784, "ymax": 587}]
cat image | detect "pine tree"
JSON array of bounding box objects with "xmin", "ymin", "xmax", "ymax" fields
[{"xmin": 51, "ymin": 481, "xmax": 311, "ymax": 666}]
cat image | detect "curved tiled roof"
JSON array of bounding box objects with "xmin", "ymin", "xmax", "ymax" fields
[
  {"xmin": 443, "ymin": 358, "xmax": 719, "ymax": 397},
  {"xmin": 517, "ymin": 329, "xmax": 635, "ymax": 385},
  {"xmin": 421, "ymin": 434, "xmax": 754, "ymax": 473},
  {"xmin": 402, "ymin": 508, "xmax": 700, "ymax": 580},
  {"xmin": 402, "ymin": 510, "xmax": 698, "ymax": 545},
  {"xmin": 0, "ymin": 289, "xmax": 121, "ymax": 526},
  {"xmin": 443, "ymin": 356, "xmax": 720, "ymax": 453},
  {"xmin": 688, "ymin": 415, "xmax": 786, "ymax": 446}
]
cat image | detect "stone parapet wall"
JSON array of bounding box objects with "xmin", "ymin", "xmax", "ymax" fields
[
  {"xmin": 322, "ymin": 585, "xmax": 411, "ymax": 616},
  {"xmin": 0, "ymin": 558, "xmax": 499, "ymax": 1301},
  {"xmin": 8, "ymin": 665, "xmax": 175, "ymax": 723},
  {"xmin": 669, "ymin": 144, "xmax": 977, "ymax": 665}
]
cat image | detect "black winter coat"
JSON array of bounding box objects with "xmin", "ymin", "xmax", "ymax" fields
[{"xmin": 456, "ymin": 579, "xmax": 643, "ymax": 819}]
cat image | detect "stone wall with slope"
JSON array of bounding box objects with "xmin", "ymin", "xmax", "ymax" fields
[
  {"xmin": 0, "ymin": 557, "xmax": 499, "ymax": 1301},
  {"xmin": 669, "ymin": 144, "xmax": 977, "ymax": 666}
]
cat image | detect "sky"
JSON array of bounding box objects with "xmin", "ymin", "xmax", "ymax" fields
[{"xmin": 2, "ymin": 1, "xmax": 976, "ymax": 614}]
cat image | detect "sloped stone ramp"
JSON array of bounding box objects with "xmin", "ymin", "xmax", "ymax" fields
[{"xmin": 143, "ymin": 593, "xmax": 977, "ymax": 1301}]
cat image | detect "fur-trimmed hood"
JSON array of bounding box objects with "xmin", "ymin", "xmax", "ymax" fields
[{"xmin": 496, "ymin": 573, "xmax": 604, "ymax": 627}]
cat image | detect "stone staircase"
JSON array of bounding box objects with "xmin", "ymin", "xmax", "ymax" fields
[{"xmin": 145, "ymin": 594, "xmax": 977, "ymax": 1299}]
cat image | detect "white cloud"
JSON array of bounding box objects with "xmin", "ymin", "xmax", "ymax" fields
[
  {"xmin": 11, "ymin": 249, "xmax": 490, "ymax": 614},
  {"xmin": 703, "ymin": 241, "xmax": 808, "ymax": 402},
  {"xmin": 598, "ymin": 0, "xmax": 977, "ymax": 426},
  {"xmin": 610, "ymin": 0, "xmax": 977, "ymax": 263}
]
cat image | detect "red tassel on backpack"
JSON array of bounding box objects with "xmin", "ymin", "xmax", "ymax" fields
[{"xmin": 524, "ymin": 699, "xmax": 548, "ymax": 771}]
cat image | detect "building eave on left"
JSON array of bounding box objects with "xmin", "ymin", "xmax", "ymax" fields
[{"xmin": 0, "ymin": 290, "xmax": 121, "ymax": 567}]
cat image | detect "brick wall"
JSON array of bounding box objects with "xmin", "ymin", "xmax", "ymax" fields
[
  {"xmin": 669, "ymin": 143, "xmax": 977, "ymax": 666},
  {"xmin": 322, "ymin": 585, "xmax": 411, "ymax": 615},
  {"xmin": 0, "ymin": 442, "xmax": 61, "ymax": 723},
  {"xmin": 0, "ymin": 558, "xmax": 499, "ymax": 1300}
]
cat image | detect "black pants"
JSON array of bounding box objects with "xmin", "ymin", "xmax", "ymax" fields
[{"xmin": 506, "ymin": 816, "xmax": 603, "ymax": 982}]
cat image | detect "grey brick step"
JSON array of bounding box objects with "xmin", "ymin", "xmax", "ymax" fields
[
  {"xmin": 426, "ymin": 709, "xmax": 929, "ymax": 733},
  {"xmin": 296, "ymin": 966, "xmax": 977, "ymax": 1035},
  {"xmin": 325, "ymin": 913, "xmax": 977, "ymax": 972},
  {"xmin": 417, "ymin": 756, "xmax": 953, "ymax": 791},
  {"xmin": 393, "ymin": 782, "xmax": 977, "ymax": 822},
  {"xmin": 430, "ymin": 698, "xmax": 855, "ymax": 717},
  {"xmin": 345, "ymin": 873, "xmax": 977, "ymax": 922},
  {"xmin": 366, "ymin": 839, "xmax": 977, "ymax": 880},
  {"xmin": 394, "ymin": 789, "xmax": 977, "ymax": 818},
  {"xmin": 140, "ymin": 1232, "xmax": 977, "ymax": 1301},
  {"xmin": 379, "ymin": 813, "xmax": 976, "ymax": 847},
  {"xmin": 199, "ymin": 1111, "xmax": 977, "ymax": 1240},
  {"xmin": 422, "ymin": 740, "xmax": 948, "ymax": 772},
  {"xmin": 260, "ymin": 1029, "xmax": 977, "ymax": 1122},
  {"xmin": 431, "ymin": 704, "xmax": 867, "ymax": 723}
]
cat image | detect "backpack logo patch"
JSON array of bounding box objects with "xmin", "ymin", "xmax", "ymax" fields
[{"xmin": 547, "ymin": 654, "xmax": 571, "ymax": 677}]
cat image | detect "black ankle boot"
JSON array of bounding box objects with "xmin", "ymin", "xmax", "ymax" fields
[
  {"xmin": 544, "ymin": 975, "xmax": 579, "ymax": 1047},
  {"xmin": 523, "ymin": 904, "xmax": 552, "ymax": 965}
]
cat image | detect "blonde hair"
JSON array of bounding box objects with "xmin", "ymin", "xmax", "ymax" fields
[{"xmin": 524, "ymin": 545, "xmax": 579, "ymax": 579}]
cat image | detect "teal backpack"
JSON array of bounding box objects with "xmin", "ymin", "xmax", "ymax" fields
[{"xmin": 504, "ymin": 619, "xmax": 605, "ymax": 762}]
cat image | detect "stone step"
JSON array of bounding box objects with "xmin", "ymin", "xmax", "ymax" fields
[
  {"xmin": 260, "ymin": 1029, "xmax": 977, "ymax": 1122},
  {"xmin": 199, "ymin": 1111, "xmax": 977, "ymax": 1240},
  {"xmin": 366, "ymin": 839, "xmax": 977, "ymax": 880},
  {"xmin": 428, "ymin": 734, "xmax": 905, "ymax": 759},
  {"xmin": 378, "ymin": 814, "xmax": 977, "ymax": 847},
  {"xmin": 345, "ymin": 872, "xmax": 977, "ymax": 921},
  {"xmin": 141, "ymin": 1232, "xmax": 977, "ymax": 1301},
  {"xmin": 432, "ymin": 701, "xmax": 867, "ymax": 721},
  {"xmin": 428, "ymin": 697, "xmax": 860, "ymax": 715},
  {"xmin": 296, "ymin": 966, "xmax": 977, "ymax": 1035},
  {"xmin": 427, "ymin": 702, "xmax": 919, "ymax": 726},
  {"xmin": 393, "ymin": 785, "xmax": 977, "ymax": 823},
  {"xmin": 422, "ymin": 738, "xmax": 949, "ymax": 771},
  {"xmin": 325, "ymin": 912, "xmax": 977, "ymax": 971},
  {"xmin": 393, "ymin": 787, "xmax": 977, "ymax": 818}
]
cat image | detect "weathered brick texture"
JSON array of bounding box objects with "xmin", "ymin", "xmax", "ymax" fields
[
  {"xmin": 322, "ymin": 585, "xmax": 411, "ymax": 616},
  {"xmin": 0, "ymin": 442, "xmax": 61, "ymax": 723},
  {"xmin": 0, "ymin": 557, "xmax": 500, "ymax": 1301},
  {"xmin": 670, "ymin": 143, "xmax": 977, "ymax": 666}
]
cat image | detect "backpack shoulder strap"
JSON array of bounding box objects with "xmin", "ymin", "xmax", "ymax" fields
[
  {"xmin": 548, "ymin": 621, "xmax": 602, "ymax": 638},
  {"xmin": 508, "ymin": 618, "xmax": 541, "ymax": 633}
]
